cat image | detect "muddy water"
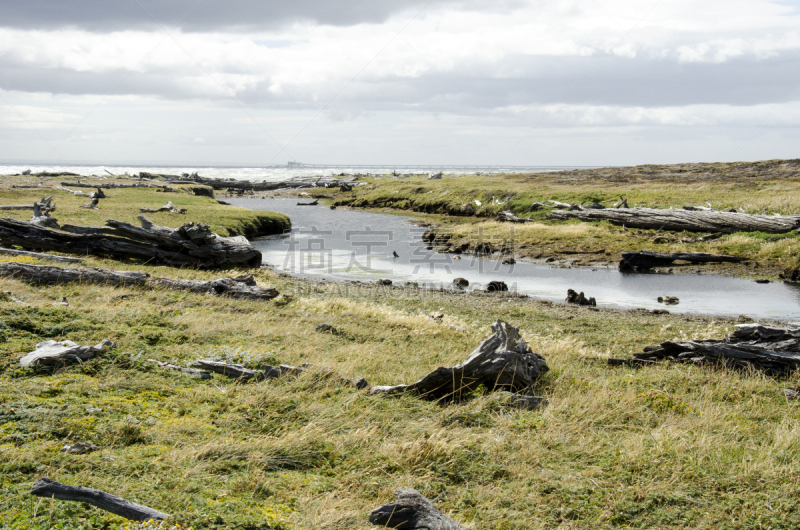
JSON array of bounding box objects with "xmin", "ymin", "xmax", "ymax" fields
[{"xmin": 231, "ymin": 198, "xmax": 800, "ymax": 321}]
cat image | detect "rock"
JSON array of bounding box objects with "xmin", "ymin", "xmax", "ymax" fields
[
  {"xmin": 657, "ymin": 296, "xmax": 680, "ymax": 305},
  {"xmin": 502, "ymin": 257, "xmax": 516, "ymax": 265},
  {"xmin": 487, "ymin": 280, "xmax": 508, "ymax": 292},
  {"xmin": 566, "ymin": 289, "xmax": 596, "ymax": 306},
  {"xmin": 316, "ymin": 324, "xmax": 339, "ymax": 334},
  {"xmin": 377, "ymin": 279, "xmax": 393, "ymax": 286},
  {"xmin": 429, "ymin": 314, "xmax": 444, "ymax": 324},
  {"xmin": 453, "ymin": 277, "xmax": 469, "ymax": 289},
  {"xmin": 404, "ymin": 281, "xmax": 419, "ymax": 288}
]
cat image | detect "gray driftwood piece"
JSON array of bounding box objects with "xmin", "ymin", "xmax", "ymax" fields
[
  {"xmin": 61, "ymin": 181, "xmax": 172, "ymax": 190},
  {"xmin": 148, "ymin": 359, "xmax": 211, "ymax": 379},
  {"xmin": 192, "ymin": 360, "xmax": 369, "ymax": 388},
  {"xmin": 0, "ymin": 215, "xmax": 262, "ymax": 268},
  {"xmin": 548, "ymin": 207, "xmax": 800, "ymax": 234},
  {"xmin": 609, "ymin": 323, "xmax": 800, "ymax": 376},
  {"xmin": 495, "ymin": 210, "xmax": 530, "ymax": 223},
  {"xmin": 369, "ymin": 487, "xmax": 466, "ymax": 530},
  {"xmin": 20, "ymin": 339, "xmax": 115, "ymax": 368},
  {"xmin": 0, "ymin": 263, "xmax": 279, "ymax": 301},
  {"xmin": 167, "ymin": 174, "xmax": 358, "ymax": 191},
  {"xmin": 140, "ymin": 201, "xmax": 186, "ymax": 214},
  {"xmin": 620, "ymin": 250, "xmax": 746, "ymax": 270},
  {"xmin": 30, "ymin": 478, "xmax": 169, "ymax": 521},
  {"xmin": 0, "ymin": 247, "xmax": 84, "ymax": 263},
  {"xmin": 371, "ymin": 320, "xmax": 548, "ymax": 400}
]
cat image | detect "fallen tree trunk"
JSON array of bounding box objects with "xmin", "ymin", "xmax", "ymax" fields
[
  {"xmin": 369, "ymin": 487, "xmax": 466, "ymax": 530},
  {"xmin": 0, "ymin": 263, "xmax": 280, "ymax": 301},
  {"xmin": 371, "ymin": 320, "xmax": 548, "ymax": 400},
  {"xmin": 0, "ymin": 215, "xmax": 262, "ymax": 268},
  {"xmin": 548, "ymin": 207, "xmax": 800, "ymax": 234},
  {"xmin": 61, "ymin": 181, "xmax": 173, "ymax": 190},
  {"xmin": 30, "ymin": 478, "xmax": 169, "ymax": 522},
  {"xmin": 140, "ymin": 201, "xmax": 186, "ymax": 214},
  {"xmin": 148, "ymin": 359, "xmax": 211, "ymax": 379},
  {"xmin": 620, "ymin": 250, "xmax": 746, "ymax": 270},
  {"xmin": 609, "ymin": 323, "xmax": 800, "ymax": 376},
  {"xmin": 20, "ymin": 339, "xmax": 115, "ymax": 368},
  {"xmin": 191, "ymin": 360, "xmax": 369, "ymax": 389},
  {"xmin": 0, "ymin": 247, "xmax": 84, "ymax": 263},
  {"xmin": 56, "ymin": 185, "xmax": 106, "ymax": 199}
]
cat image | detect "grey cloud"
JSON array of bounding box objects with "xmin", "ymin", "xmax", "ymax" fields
[{"xmin": 0, "ymin": 0, "xmax": 525, "ymax": 32}]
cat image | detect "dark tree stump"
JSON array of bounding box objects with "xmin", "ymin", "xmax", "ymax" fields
[{"xmin": 371, "ymin": 320, "xmax": 548, "ymax": 400}]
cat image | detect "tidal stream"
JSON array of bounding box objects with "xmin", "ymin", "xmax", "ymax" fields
[{"xmin": 230, "ymin": 198, "xmax": 800, "ymax": 321}]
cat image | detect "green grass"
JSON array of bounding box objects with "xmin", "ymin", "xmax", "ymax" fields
[{"xmin": 1, "ymin": 263, "xmax": 799, "ymax": 529}]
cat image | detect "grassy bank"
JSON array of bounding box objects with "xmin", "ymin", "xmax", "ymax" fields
[
  {"xmin": 312, "ymin": 159, "xmax": 800, "ymax": 277},
  {"xmin": 0, "ymin": 177, "xmax": 290, "ymax": 238},
  {"xmin": 1, "ymin": 256, "xmax": 799, "ymax": 529}
]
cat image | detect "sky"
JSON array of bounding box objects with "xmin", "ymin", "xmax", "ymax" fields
[{"xmin": 0, "ymin": 0, "xmax": 799, "ymax": 167}]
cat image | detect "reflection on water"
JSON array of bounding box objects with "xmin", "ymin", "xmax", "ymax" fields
[{"xmin": 230, "ymin": 198, "xmax": 800, "ymax": 321}]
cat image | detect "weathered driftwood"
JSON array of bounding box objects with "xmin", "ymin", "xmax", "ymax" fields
[
  {"xmin": 371, "ymin": 320, "xmax": 548, "ymax": 400},
  {"xmin": 61, "ymin": 442, "xmax": 101, "ymax": 454},
  {"xmin": 30, "ymin": 478, "xmax": 169, "ymax": 522},
  {"xmin": 566, "ymin": 289, "xmax": 596, "ymax": 306},
  {"xmin": 0, "ymin": 215, "xmax": 262, "ymax": 268},
  {"xmin": 56, "ymin": 185, "xmax": 106, "ymax": 199},
  {"xmin": 192, "ymin": 360, "xmax": 369, "ymax": 389},
  {"xmin": 369, "ymin": 487, "xmax": 466, "ymax": 530},
  {"xmin": 147, "ymin": 359, "xmax": 211, "ymax": 380},
  {"xmin": 609, "ymin": 323, "xmax": 800, "ymax": 376},
  {"xmin": 140, "ymin": 201, "xmax": 186, "ymax": 214},
  {"xmin": 80, "ymin": 198, "xmax": 99, "ymax": 209},
  {"xmin": 0, "ymin": 194, "xmax": 54, "ymax": 211},
  {"xmin": 620, "ymin": 250, "xmax": 746, "ymax": 270},
  {"xmin": 167, "ymin": 174, "xmax": 359, "ymax": 191},
  {"xmin": 495, "ymin": 210, "xmax": 530, "ymax": 223},
  {"xmin": 0, "ymin": 263, "xmax": 280, "ymax": 301},
  {"xmin": 0, "ymin": 247, "xmax": 84, "ymax": 263},
  {"xmin": 29, "ymin": 203, "xmax": 60, "ymax": 228},
  {"xmin": 20, "ymin": 339, "xmax": 115, "ymax": 368},
  {"xmin": 548, "ymin": 207, "xmax": 800, "ymax": 234},
  {"xmin": 61, "ymin": 181, "xmax": 173, "ymax": 190}
]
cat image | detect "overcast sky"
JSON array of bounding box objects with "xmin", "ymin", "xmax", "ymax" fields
[{"xmin": 1, "ymin": 0, "xmax": 799, "ymax": 167}]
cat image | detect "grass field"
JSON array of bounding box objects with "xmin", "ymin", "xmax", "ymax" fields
[{"xmin": 1, "ymin": 166, "xmax": 800, "ymax": 529}]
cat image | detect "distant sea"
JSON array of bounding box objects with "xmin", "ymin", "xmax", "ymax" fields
[{"xmin": 0, "ymin": 164, "xmax": 572, "ymax": 183}]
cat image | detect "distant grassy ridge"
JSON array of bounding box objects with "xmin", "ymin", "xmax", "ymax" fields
[{"xmin": 0, "ymin": 180, "xmax": 290, "ymax": 238}]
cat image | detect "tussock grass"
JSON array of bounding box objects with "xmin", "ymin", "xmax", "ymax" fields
[{"xmin": 2, "ymin": 258, "xmax": 799, "ymax": 529}]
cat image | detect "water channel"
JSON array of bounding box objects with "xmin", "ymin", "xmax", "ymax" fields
[{"xmin": 229, "ymin": 198, "xmax": 800, "ymax": 322}]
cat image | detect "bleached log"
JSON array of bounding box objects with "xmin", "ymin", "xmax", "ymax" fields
[
  {"xmin": 148, "ymin": 359, "xmax": 211, "ymax": 379},
  {"xmin": 495, "ymin": 210, "xmax": 530, "ymax": 223},
  {"xmin": 140, "ymin": 201, "xmax": 186, "ymax": 214},
  {"xmin": 29, "ymin": 203, "xmax": 59, "ymax": 228},
  {"xmin": 548, "ymin": 207, "xmax": 800, "ymax": 234},
  {"xmin": 0, "ymin": 215, "xmax": 262, "ymax": 268},
  {"xmin": 56, "ymin": 185, "xmax": 105, "ymax": 199},
  {"xmin": 20, "ymin": 339, "xmax": 115, "ymax": 368},
  {"xmin": 0, "ymin": 263, "xmax": 280, "ymax": 301},
  {"xmin": 192, "ymin": 360, "xmax": 369, "ymax": 388},
  {"xmin": 30, "ymin": 478, "xmax": 169, "ymax": 522},
  {"xmin": 371, "ymin": 320, "xmax": 548, "ymax": 400},
  {"xmin": 61, "ymin": 181, "xmax": 171, "ymax": 190},
  {"xmin": 369, "ymin": 487, "xmax": 466, "ymax": 530},
  {"xmin": 620, "ymin": 250, "xmax": 746, "ymax": 270}
]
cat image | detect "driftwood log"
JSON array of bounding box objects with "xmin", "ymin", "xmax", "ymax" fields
[
  {"xmin": 369, "ymin": 487, "xmax": 466, "ymax": 530},
  {"xmin": 30, "ymin": 478, "xmax": 169, "ymax": 521},
  {"xmin": 140, "ymin": 201, "xmax": 186, "ymax": 214},
  {"xmin": 192, "ymin": 360, "xmax": 370, "ymax": 389},
  {"xmin": 147, "ymin": 359, "xmax": 211, "ymax": 379},
  {"xmin": 0, "ymin": 263, "xmax": 280, "ymax": 302},
  {"xmin": 0, "ymin": 196, "xmax": 54, "ymax": 211},
  {"xmin": 620, "ymin": 250, "xmax": 746, "ymax": 270},
  {"xmin": 29, "ymin": 203, "xmax": 60, "ymax": 228},
  {"xmin": 609, "ymin": 323, "xmax": 800, "ymax": 376},
  {"xmin": 548, "ymin": 207, "xmax": 800, "ymax": 234},
  {"xmin": 371, "ymin": 320, "xmax": 548, "ymax": 400},
  {"xmin": 61, "ymin": 181, "xmax": 173, "ymax": 190},
  {"xmin": 56, "ymin": 185, "xmax": 106, "ymax": 199},
  {"xmin": 495, "ymin": 210, "xmax": 530, "ymax": 223},
  {"xmin": 167, "ymin": 174, "xmax": 359, "ymax": 191},
  {"xmin": 20, "ymin": 339, "xmax": 115, "ymax": 368},
  {"xmin": 0, "ymin": 215, "xmax": 262, "ymax": 268}
]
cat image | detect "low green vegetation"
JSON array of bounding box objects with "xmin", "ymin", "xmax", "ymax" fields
[{"xmin": 1, "ymin": 164, "xmax": 800, "ymax": 529}]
